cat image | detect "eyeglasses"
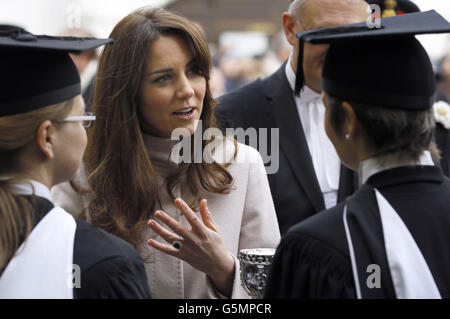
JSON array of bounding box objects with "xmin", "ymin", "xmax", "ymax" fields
[{"xmin": 57, "ymin": 112, "xmax": 96, "ymax": 128}]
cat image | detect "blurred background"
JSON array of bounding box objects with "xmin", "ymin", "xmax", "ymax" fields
[{"xmin": 1, "ymin": 0, "xmax": 450, "ymax": 99}]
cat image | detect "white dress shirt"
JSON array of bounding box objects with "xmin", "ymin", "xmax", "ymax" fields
[{"xmin": 285, "ymin": 55, "xmax": 341, "ymax": 209}]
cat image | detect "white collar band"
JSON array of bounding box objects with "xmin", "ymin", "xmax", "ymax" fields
[
  {"xmin": 3, "ymin": 178, "xmax": 53, "ymax": 202},
  {"xmin": 359, "ymin": 151, "xmax": 434, "ymax": 185}
]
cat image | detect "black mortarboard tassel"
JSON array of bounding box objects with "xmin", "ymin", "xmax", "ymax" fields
[
  {"xmin": 294, "ymin": 37, "xmax": 304, "ymax": 96},
  {"xmin": 0, "ymin": 26, "xmax": 113, "ymax": 117}
]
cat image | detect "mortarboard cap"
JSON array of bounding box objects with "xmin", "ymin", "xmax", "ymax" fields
[
  {"xmin": 295, "ymin": 10, "xmax": 450, "ymax": 110},
  {"xmin": 0, "ymin": 26, "xmax": 113, "ymax": 117}
]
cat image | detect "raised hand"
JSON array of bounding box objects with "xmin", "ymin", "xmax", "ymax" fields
[{"xmin": 147, "ymin": 198, "xmax": 235, "ymax": 297}]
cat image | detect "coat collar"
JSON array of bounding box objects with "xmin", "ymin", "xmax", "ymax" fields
[
  {"xmin": 367, "ymin": 165, "xmax": 444, "ymax": 190},
  {"xmin": 360, "ymin": 151, "xmax": 434, "ymax": 186}
]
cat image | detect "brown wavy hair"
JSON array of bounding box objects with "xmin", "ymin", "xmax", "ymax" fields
[{"xmin": 84, "ymin": 7, "xmax": 237, "ymax": 248}]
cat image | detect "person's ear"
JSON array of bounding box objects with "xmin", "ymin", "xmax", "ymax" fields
[
  {"xmin": 282, "ymin": 12, "xmax": 299, "ymax": 46},
  {"xmin": 35, "ymin": 120, "xmax": 56, "ymax": 160},
  {"xmin": 341, "ymin": 102, "xmax": 360, "ymax": 140}
]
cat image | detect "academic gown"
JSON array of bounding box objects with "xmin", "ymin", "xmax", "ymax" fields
[
  {"xmin": 2, "ymin": 195, "xmax": 151, "ymax": 299},
  {"xmin": 264, "ymin": 165, "xmax": 450, "ymax": 299}
]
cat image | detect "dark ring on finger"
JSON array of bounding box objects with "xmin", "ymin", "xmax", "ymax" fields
[{"xmin": 172, "ymin": 240, "xmax": 182, "ymax": 250}]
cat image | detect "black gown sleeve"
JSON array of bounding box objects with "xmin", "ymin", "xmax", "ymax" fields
[
  {"xmin": 264, "ymin": 231, "xmax": 356, "ymax": 299},
  {"xmin": 73, "ymin": 220, "xmax": 151, "ymax": 299},
  {"xmin": 76, "ymin": 255, "xmax": 151, "ymax": 299}
]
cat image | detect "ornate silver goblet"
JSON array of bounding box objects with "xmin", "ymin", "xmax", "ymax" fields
[{"xmin": 238, "ymin": 248, "xmax": 276, "ymax": 299}]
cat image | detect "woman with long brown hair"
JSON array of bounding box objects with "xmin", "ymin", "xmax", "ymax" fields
[
  {"xmin": 0, "ymin": 27, "xmax": 150, "ymax": 299},
  {"xmin": 52, "ymin": 7, "xmax": 280, "ymax": 298}
]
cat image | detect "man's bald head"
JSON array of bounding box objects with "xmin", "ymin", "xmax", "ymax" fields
[
  {"xmin": 283, "ymin": 0, "xmax": 369, "ymax": 92},
  {"xmin": 289, "ymin": 0, "xmax": 368, "ymax": 24}
]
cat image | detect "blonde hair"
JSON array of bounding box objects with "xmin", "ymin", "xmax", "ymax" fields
[{"xmin": 0, "ymin": 98, "xmax": 75, "ymax": 275}]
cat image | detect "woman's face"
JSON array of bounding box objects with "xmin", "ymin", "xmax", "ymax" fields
[
  {"xmin": 53, "ymin": 95, "xmax": 87, "ymax": 184},
  {"xmin": 138, "ymin": 34, "xmax": 206, "ymax": 137}
]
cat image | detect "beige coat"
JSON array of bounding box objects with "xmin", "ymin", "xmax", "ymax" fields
[{"xmin": 51, "ymin": 134, "xmax": 280, "ymax": 299}]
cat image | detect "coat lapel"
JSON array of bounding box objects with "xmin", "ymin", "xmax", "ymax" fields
[{"xmin": 265, "ymin": 63, "xmax": 325, "ymax": 213}]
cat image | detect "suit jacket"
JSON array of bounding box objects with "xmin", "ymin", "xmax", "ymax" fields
[{"xmin": 215, "ymin": 63, "xmax": 358, "ymax": 235}]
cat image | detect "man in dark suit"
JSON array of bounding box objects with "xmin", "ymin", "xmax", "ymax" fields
[
  {"xmin": 216, "ymin": 0, "xmax": 450, "ymax": 235},
  {"xmin": 214, "ymin": 0, "xmax": 369, "ymax": 234}
]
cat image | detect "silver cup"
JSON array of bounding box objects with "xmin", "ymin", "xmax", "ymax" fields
[{"xmin": 238, "ymin": 248, "xmax": 276, "ymax": 299}]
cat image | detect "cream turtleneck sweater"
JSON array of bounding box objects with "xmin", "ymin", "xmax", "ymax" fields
[{"xmin": 51, "ymin": 133, "xmax": 280, "ymax": 299}]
